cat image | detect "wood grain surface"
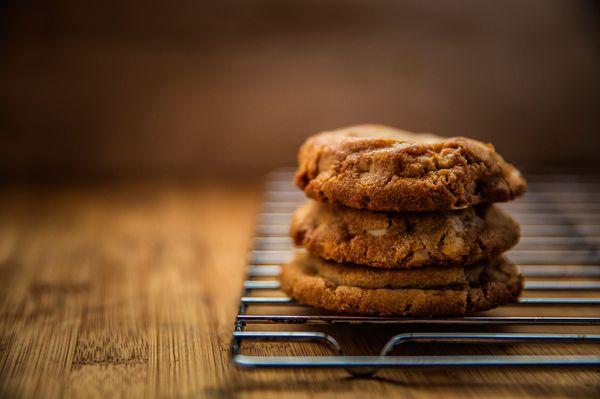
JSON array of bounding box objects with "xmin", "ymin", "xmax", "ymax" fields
[{"xmin": 0, "ymin": 183, "xmax": 598, "ymax": 398}]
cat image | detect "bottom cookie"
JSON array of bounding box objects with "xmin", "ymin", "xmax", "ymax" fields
[{"xmin": 279, "ymin": 253, "xmax": 522, "ymax": 316}]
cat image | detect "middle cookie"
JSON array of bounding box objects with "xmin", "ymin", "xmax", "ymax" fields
[{"xmin": 291, "ymin": 201, "xmax": 519, "ymax": 268}]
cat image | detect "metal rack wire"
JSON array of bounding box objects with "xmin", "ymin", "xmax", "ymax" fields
[{"xmin": 231, "ymin": 169, "xmax": 600, "ymax": 376}]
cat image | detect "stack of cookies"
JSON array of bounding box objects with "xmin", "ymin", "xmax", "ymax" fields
[{"xmin": 280, "ymin": 125, "xmax": 527, "ymax": 316}]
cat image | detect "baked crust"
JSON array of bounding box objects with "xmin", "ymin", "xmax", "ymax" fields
[
  {"xmin": 291, "ymin": 201, "xmax": 519, "ymax": 268},
  {"xmin": 295, "ymin": 125, "xmax": 526, "ymax": 212},
  {"xmin": 313, "ymin": 254, "xmax": 485, "ymax": 289},
  {"xmin": 279, "ymin": 253, "xmax": 523, "ymax": 316}
]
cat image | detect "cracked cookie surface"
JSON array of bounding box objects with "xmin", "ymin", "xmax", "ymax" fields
[
  {"xmin": 280, "ymin": 253, "xmax": 523, "ymax": 316},
  {"xmin": 295, "ymin": 124, "xmax": 526, "ymax": 211},
  {"xmin": 291, "ymin": 201, "xmax": 519, "ymax": 268}
]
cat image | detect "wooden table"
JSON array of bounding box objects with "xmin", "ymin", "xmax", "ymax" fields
[{"xmin": 0, "ymin": 183, "xmax": 598, "ymax": 398}]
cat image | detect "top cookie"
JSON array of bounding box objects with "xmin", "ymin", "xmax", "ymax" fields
[{"xmin": 295, "ymin": 125, "xmax": 526, "ymax": 211}]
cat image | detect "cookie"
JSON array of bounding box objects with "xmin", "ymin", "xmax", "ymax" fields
[
  {"xmin": 279, "ymin": 253, "xmax": 523, "ymax": 316},
  {"xmin": 312, "ymin": 254, "xmax": 485, "ymax": 289},
  {"xmin": 295, "ymin": 124, "xmax": 526, "ymax": 212},
  {"xmin": 291, "ymin": 201, "xmax": 519, "ymax": 268}
]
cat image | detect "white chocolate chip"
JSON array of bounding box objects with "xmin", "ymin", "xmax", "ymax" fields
[{"xmin": 367, "ymin": 228, "xmax": 388, "ymax": 237}]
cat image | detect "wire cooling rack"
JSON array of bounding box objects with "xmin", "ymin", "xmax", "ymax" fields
[{"xmin": 231, "ymin": 169, "xmax": 600, "ymax": 376}]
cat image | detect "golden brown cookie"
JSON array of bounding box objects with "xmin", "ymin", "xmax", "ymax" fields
[
  {"xmin": 295, "ymin": 125, "xmax": 526, "ymax": 212},
  {"xmin": 279, "ymin": 253, "xmax": 523, "ymax": 316},
  {"xmin": 291, "ymin": 201, "xmax": 519, "ymax": 268},
  {"xmin": 312, "ymin": 254, "xmax": 485, "ymax": 289}
]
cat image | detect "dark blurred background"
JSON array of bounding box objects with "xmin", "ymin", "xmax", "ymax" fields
[{"xmin": 1, "ymin": 0, "xmax": 599, "ymax": 181}]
